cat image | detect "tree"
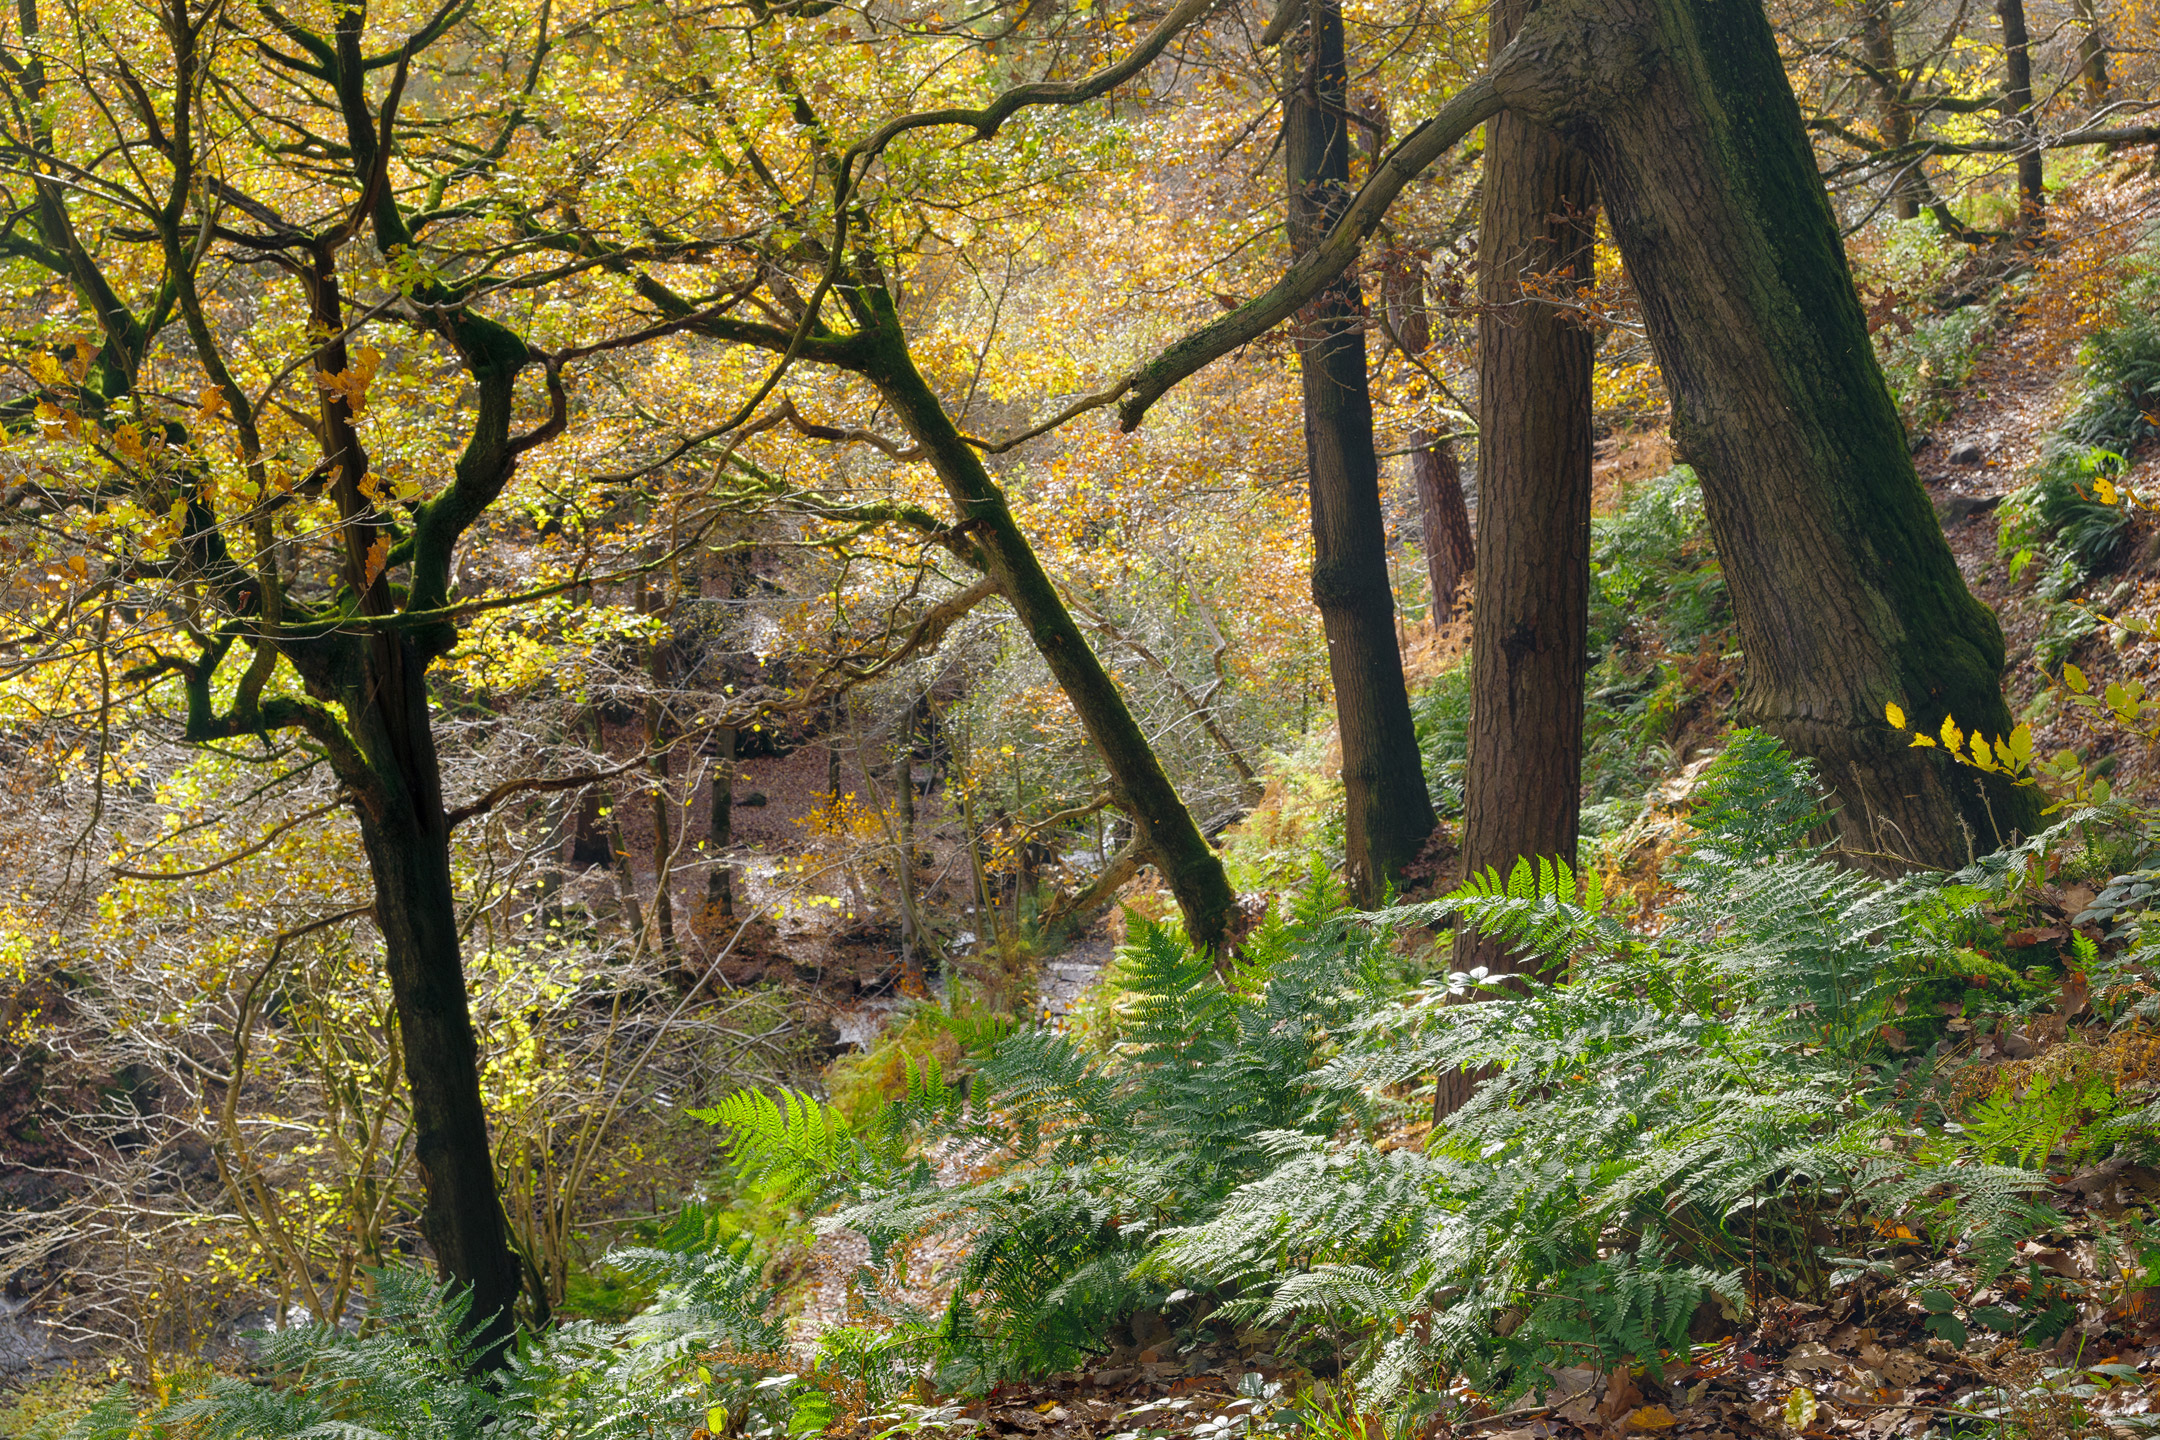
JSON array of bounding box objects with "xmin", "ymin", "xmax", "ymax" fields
[
  {"xmin": 1273, "ymin": 0, "xmax": 1436, "ymax": 903},
  {"xmin": 1452, "ymin": 0, "xmax": 1596, "ymax": 980},
  {"xmin": 1995, "ymin": 0, "xmax": 2045, "ymax": 229},
  {"xmin": 1115, "ymin": 0, "xmax": 2042, "ymax": 867},
  {"xmin": 1376, "ymin": 245, "xmax": 1475, "ymax": 628}
]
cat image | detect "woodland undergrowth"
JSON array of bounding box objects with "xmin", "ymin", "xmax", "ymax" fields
[{"xmin": 73, "ymin": 732, "xmax": 2160, "ymax": 1440}]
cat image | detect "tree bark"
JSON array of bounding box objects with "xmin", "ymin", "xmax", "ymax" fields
[
  {"xmin": 1996, "ymin": 0, "xmax": 2045, "ymax": 228},
  {"xmin": 1856, "ymin": 0, "xmax": 1921, "ymax": 221},
  {"xmin": 345, "ymin": 638, "xmax": 521, "ymax": 1366},
  {"xmin": 849, "ymin": 285, "xmax": 1238, "ymax": 954},
  {"xmin": 1378, "ymin": 251, "xmax": 1477, "ymax": 626},
  {"xmin": 1107, "ymin": 0, "xmax": 2041, "ymax": 877},
  {"xmin": 1282, "ymin": 0, "xmax": 1438, "ymax": 904},
  {"xmin": 1453, "ymin": 3, "xmax": 1597, "ymax": 984},
  {"xmin": 1491, "ymin": 0, "xmax": 2042, "ymax": 864}
]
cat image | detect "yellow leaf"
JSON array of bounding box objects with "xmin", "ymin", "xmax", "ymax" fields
[
  {"xmin": 1625, "ymin": 1406, "xmax": 1678, "ymax": 1433},
  {"xmin": 1885, "ymin": 702, "xmax": 1906, "ymax": 731},
  {"xmin": 2008, "ymin": 724, "xmax": 2034, "ymax": 763},
  {"xmin": 1940, "ymin": 715, "xmax": 1963, "ymax": 753},
  {"xmin": 362, "ymin": 535, "xmax": 389, "ymax": 586},
  {"xmin": 1909, "ymin": 735, "xmax": 1937, "ymax": 747},
  {"xmin": 2065, "ymin": 663, "xmax": 2089, "ymax": 693},
  {"xmin": 1783, "ymin": 1387, "xmax": 1818, "ymax": 1431},
  {"xmin": 1969, "ymin": 734, "xmax": 1996, "ymax": 771},
  {"xmin": 27, "ymin": 352, "xmax": 62, "ymax": 385}
]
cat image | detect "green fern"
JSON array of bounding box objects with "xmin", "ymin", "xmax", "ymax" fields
[{"xmin": 124, "ymin": 1219, "xmax": 794, "ymax": 1440}]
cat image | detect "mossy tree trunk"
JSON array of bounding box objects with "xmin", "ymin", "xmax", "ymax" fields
[
  {"xmin": 1494, "ymin": 0, "xmax": 2041, "ymax": 864},
  {"xmin": 844, "ymin": 283, "xmax": 1238, "ymax": 953},
  {"xmin": 1106, "ymin": 0, "xmax": 2040, "ymax": 875},
  {"xmin": 1281, "ymin": 0, "xmax": 1438, "ymax": 904}
]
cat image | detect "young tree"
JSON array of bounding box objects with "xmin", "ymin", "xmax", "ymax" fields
[{"xmin": 1274, "ymin": 0, "xmax": 1436, "ymax": 903}]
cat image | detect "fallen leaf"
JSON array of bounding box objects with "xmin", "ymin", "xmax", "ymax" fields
[
  {"xmin": 1625, "ymin": 1404, "xmax": 1678, "ymax": 1431},
  {"xmin": 1599, "ymin": 1366, "xmax": 1643, "ymax": 1423}
]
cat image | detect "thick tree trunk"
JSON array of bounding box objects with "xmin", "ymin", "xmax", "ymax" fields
[
  {"xmin": 1379, "ymin": 251, "xmax": 1476, "ymax": 625},
  {"xmin": 1493, "ymin": 0, "xmax": 2042, "ymax": 864},
  {"xmin": 346, "ymin": 637, "xmax": 520, "ymax": 1366},
  {"xmin": 1454, "ymin": 4, "xmax": 1597, "ymax": 982},
  {"xmin": 1996, "ymin": 0, "xmax": 2045, "ymax": 228},
  {"xmin": 853, "ymin": 291, "xmax": 1237, "ymax": 953},
  {"xmin": 1283, "ymin": 0, "xmax": 1438, "ymax": 905}
]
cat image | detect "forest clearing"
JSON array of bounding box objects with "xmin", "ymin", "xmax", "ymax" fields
[{"xmin": 6, "ymin": 0, "xmax": 2160, "ymax": 1433}]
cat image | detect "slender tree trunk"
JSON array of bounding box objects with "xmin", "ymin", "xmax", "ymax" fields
[
  {"xmin": 2073, "ymin": 0, "xmax": 2110, "ymax": 111},
  {"xmin": 1378, "ymin": 249, "xmax": 1476, "ymax": 624},
  {"xmin": 1453, "ymin": 0, "xmax": 1597, "ymax": 986},
  {"xmin": 346, "ymin": 637, "xmax": 520, "ymax": 1365},
  {"xmin": 1283, "ymin": 0, "xmax": 1437, "ymax": 904},
  {"xmin": 851, "ymin": 288, "xmax": 1237, "ymax": 954},
  {"xmin": 895, "ymin": 701, "xmax": 923, "ymax": 995},
  {"xmin": 1996, "ymin": 0, "xmax": 2045, "ymax": 229},
  {"xmin": 1492, "ymin": 0, "xmax": 2042, "ymax": 863},
  {"xmin": 706, "ymin": 725, "xmax": 737, "ymax": 927},
  {"xmin": 1857, "ymin": 0, "xmax": 1921, "ymax": 221}
]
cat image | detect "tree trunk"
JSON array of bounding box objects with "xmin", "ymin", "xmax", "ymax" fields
[
  {"xmin": 706, "ymin": 725, "xmax": 737, "ymax": 928},
  {"xmin": 1996, "ymin": 0, "xmax": 2045, "ymax": 228},
  {"xmin": 1493, "ymin": 0, "xmax": 2042, "ymax": 863},
  {"xmin": 851, "ymin": 288, "xmax": 1238, "ymax": 954},
  {"xmin": 1379, "ymin": 250, "xmax": 1476, "ymax": 625},
  {"xmin": 1454, "ymin": 3, "xmax": 1597, "ymax": 985},
  {"xmin": 1283, "ymin": 0, "xmax": 1438, "ymax": 905},
  {"xmin": 1856, "ymin": 0, "xmax": 1921, "ymax": 222},
  {"xmin": 346, "ymin": 636, "xmax": 520, "ymax": 1366},
  {"xmin": 2073, "ymin": 0, "xmax": 2109, "ymax": 111},
  {"xmin": 895, "ymin": 701, "xmax": 923, "ymax": 995}
]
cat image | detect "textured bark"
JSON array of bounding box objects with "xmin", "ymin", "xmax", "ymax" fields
[
  {"xmin": 1283, "ymin": 0, "xmax": 1438, "ymax": 903},
  {"xmin": 1454, "ymin": 1, "xmax": 1597, "ymax": 982},
  {"xmin": 1379, "ymin": 252, "xmax": 1476, "ymax": 624},
  {"xmin": 851, "ymin": 288, "xmax": 1238, "ymax": 953},
  {"xmin": 1996, "ymin": 0, "xmax": 2045, "ymax": 227},
  {"xmin": 1490, "ymin": 0, "xmax": 2041, "ymax": 864}
]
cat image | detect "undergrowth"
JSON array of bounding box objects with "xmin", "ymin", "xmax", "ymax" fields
[{"xmin": 2001, "ymin": 224, "xmax": 2160, "ymax": 587}]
